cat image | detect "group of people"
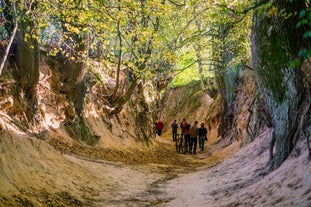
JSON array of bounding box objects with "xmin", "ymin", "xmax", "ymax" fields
[{"xmin": 171, "ymin": 118, "xmax": 208, "ymax": 154}]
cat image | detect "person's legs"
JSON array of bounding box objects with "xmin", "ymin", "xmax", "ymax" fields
[
  {"xmin": 193, "ymin": 138, "xmax": 197, "ymax": 154},
  {"xmin": 185, "ymin": 134, "xmax": 190, "ymax": 153},
  {"xmin": 172, "ymin": 131, "xmax": 177, "ymax": 141},
  {"xmin": 199, "ymin": 137, "xmax": 203, "ymax": 151},
  {"xmin": 202, "ymin": 138, "xmax": 205, "ymax": 151},
  {"xmin": 189, "ymin": 138, "xmax": 193, "ymax": 153},
  {"xmin": 157, "ymin": 129, "xmax": 162, "ymax": 136},
  {"xmin": 182, "ymin": 133, "xmax": 187, "ymax": 152}
]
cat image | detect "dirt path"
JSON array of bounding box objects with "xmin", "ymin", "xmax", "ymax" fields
[
  {"xmin": 1, "ymin": 125, "xmax": 310, "ymax": 207},
  {"xmin": 156, "ymin": 129, "xmax": 311, "ymax": 207},
  {"xmin": 0, "ymin": 127, "xmax": 214, "ymax": 207}
]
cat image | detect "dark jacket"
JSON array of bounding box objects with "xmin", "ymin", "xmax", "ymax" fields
[
  {"xmin": 171, "ymin": 122, "xmax": 178, "ymax": 132},
  {"xmin": 199, "ymin": 127, "xmax": 207, "ymax": 137}
]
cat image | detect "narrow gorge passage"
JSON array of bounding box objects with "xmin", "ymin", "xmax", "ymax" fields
[
  {"xmin": 0, "ymin": 117, "xmax": 238, "ymax": 207},
  {"xmin": 1, "ymin": 1, "xmax": 311, "ymax": 206}
]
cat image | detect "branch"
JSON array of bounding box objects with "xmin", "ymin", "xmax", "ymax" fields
[
  {"xmin": 167, "ymin": 0, "xmax": 186, "ymax": 7},
  {"xmin": 114, "ymin": 0, "xmax": 122, "ymax": 98},
  {"xmin": 173, "ymin": 60, "xmax": 199, "ymax": 76},
  {"xmin": 242, "ymin": 0, "xmax": 271, "ymax": 14},
  {"xmin": 0, "ymin": 2, "xmax": 18, "ymax": 76},
  {"xmin": 171, "ymin": 6, "xmax": 210, "ymax": 49},
  {"xmin": 176, "ymin": 28, "xmax": 213, "ymax": 49},
  {"xmin": 218, "ymin": 0, "xmax": 271, "ymax": 15},
  {"xmin": 221, "ymin": 0, "xmax": 272, "ymax": 33},
  {"xmin": 242, "ymin": 63, "xmax": 255, "ymax": 71}
]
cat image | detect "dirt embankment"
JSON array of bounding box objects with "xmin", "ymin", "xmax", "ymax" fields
[
  {"xmin": 1, "ymin": 59, "xmax": 309, "ymax": 207},
  {"xmin": 0, "ymin": 57, "xmax": 213, "ymax": 206},
  {"xmin": 2, "ymin": 113, "xmax": 311, "ymax": 207},
  {"xmin": 158, "ymin": 128, "xmax": 311, "ymax": 207},
  {"xmin": 0, "ymin": 112, "xmax": 214, "ymax": 207}
]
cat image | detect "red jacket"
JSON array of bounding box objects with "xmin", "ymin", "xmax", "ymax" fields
[
  {"xmin": 156, "ymin": 122, "xmax": 164, "ymax": 130},
  {"xmin": 181, "ymin": 121, "xmax": 188, "ymax": 133}
]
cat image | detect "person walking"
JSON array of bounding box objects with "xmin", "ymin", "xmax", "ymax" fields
[
  {"xmin": 189, "ymin": 121, "xmax": 199, "ymax": 154},
  {"xmin": 180, "ymin": 118, "xmax": 187, "ymax": 134},
  {"xmin": 180, "ymin": 119, "xmax": 190, "ymax": 153},
  {"xmin": 198, "ymin": 122, "xmax": 208, "ymax": 152},
  {"xmin": 156, "ymin": 120, "xmax": 164, "ymax": 136},
  {"xmin": 171, "ymin": 120, "xmax": 178, "ymax": 141}
]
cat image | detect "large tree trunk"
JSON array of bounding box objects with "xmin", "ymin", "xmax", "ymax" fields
[
  {"xmin": 59, "ymin": 58, "xmax": 86, "ymax": 118},
  {"xmin": 251, "ymin": 0, "xmax": 307, "ymax": 169},
  {"xmin": 58, "ymin": 53, "xmax": 95, "ymax": 142},
  {"xmin": 56, "ymin": 31, "xmax": 98, "ymax": 145},
  {"xmin": 15, "ymin": 20, "xmax": 40, "ymax": 123},
  {"xmin": 213, "ymin": 25, "xmax": 240, "ymax": 139}
]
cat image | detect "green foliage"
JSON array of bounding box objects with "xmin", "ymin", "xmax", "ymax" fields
[
  {"xmin": 2, "ymin": 0, "xmax": 262, "ymax": 110},
  {"xmin": 169, "ymin": 67, "xmax": 200, "ymax": 88},
  {"xmin": 5, "ymin": 0, "xmax": 254, "ymax": 80},
  {"xmin": 296, "ymin": 7, "xmax": 311, "ymax": 61},
  {"xmin": 166, "ymin": 80, "xmax": 202, "ymax": 120},
  {"xmin": 168, "ymin": 49, "xmax": 201, "ymax": 88},
  {"xmin": 259, "ymin": 32, "xmax": 288, "ymax": 103},
  {"xmin": 254, "ymin": 0, "xmax": 307, "ymax": 103}
]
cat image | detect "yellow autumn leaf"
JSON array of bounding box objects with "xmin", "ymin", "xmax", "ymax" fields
[{"xmin": 267, "ymin": 6, "xmax": 278, "ymax": 17}]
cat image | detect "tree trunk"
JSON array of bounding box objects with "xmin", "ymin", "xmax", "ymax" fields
[
  {"xmin": 251, "ymin": 0, "xmax": 307, "ymax": 169},
  {"xmin": 55, "ymin": 29, "xmax": 98, "ymax": 144},
  {"xmin": 59, "ymin": 58, "xmax": 87, "ymax": 118},
  {"xmin": 213, "ymin": 25, "xmax": 240, "ymax": 139},
  {"xmin": 15, "ymin": 20, "xmax": 40, "ymax": 123}
]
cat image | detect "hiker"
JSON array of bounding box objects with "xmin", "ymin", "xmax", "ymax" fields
[
  {"xmin": 198, "ymin": 122, "xmax": 208, "ymax": 152},
  {"xmin": 171, "ymin": 120, "xmax": 178, "ymax": 141},
  {"xmin": 180, "ymin": 119, "xmax": 190, "ymax": 153},
  {"xmin": 189, "ymin": 121, "xmax": 199, "ymax": 154},
  {"xmin": 180, "ymin": 118, "xmax": 187, "ymax": 133},
  {"xmin": 156, "ymin": 120, "xmax": 164, "ymax": 136}
]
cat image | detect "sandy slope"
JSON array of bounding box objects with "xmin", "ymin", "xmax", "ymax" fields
[
  {"xmin": 158, "ymin": 128, "xmax": 311, "ymax": 207},
  {"xmin": 0, "ymin": 115, "xmax": 194, "ymax": 206},
  {"xmin": 1, "ymin": 113, "xmax": 310, "ymax": 207},
  {"xmin": 0, "ymin": 131, "xmax": 165, "ymax": 207},
  {"xmin": 0, "ymin": 116, "xmax": 162, "ymax": 206}
]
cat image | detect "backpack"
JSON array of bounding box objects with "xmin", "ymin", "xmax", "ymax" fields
[
  {"xmin": 199, "ymin": 127, "xmax": 207, "ymax": 136},
  {"xmin": 189, "ymin": 125, "xmax": 197, "ymax": 136},
  {"xmin": 181, "ymin": 121, "xmax": 187, "ymax": 129},
  {"xmin": 186, "ymin": 124, "xmax": 191, "ymax": 130}
]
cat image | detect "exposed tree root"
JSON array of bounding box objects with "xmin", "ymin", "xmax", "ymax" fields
[
  {"xmin": 0, "ymin": 111, "xmax": 46, "ymax": 139},
  {"xmin": 266, "ymin": 131, "xmax": 275, "ymax": 172},
  {"xmin": 293, "ymin": 95, "xmax": 311, "ymax": 158},
  {"xmin": 246, "ymin": 92, "xmax": 258, "ymax": 140}
]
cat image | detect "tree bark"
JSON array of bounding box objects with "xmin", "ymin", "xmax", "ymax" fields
[
  {"xmin": 251, "ymin": 0, "xmax": 307, "ymax": 169},
  {"xmin": 15, "ymin": 20, "xmax": 40, "ymax": 122},
  {"xmin": 59, "ymin": 58, "xmax": 87, "ymax": 118}
]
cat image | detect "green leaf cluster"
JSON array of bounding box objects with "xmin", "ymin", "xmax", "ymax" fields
[{"xmin": 3, "ymin": 0, "xmax": 257, "ymax": 96}]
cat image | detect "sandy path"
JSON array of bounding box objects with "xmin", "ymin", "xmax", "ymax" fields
[
  {"xmin": 0, "ymin": 131, "xmax": 175, "ymax": 207},
  {"xmin": 157, "ymin": 129, "xmax": 311, "ymax": 207},
  {"xmin": 1, "ymin": 120, "xmax": 310, "ymax": 207},
  {"xmin": 62, "ymin": 155, "xmax": 168, "ymax": 206},
  {"xmin": 0, "ymin": 123, "xmax": 190, "ymax": 206}
]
